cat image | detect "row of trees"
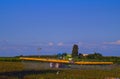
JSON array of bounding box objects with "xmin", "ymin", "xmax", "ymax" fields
[
  {"xmin": 78, "ymin": 52, "xmax": 102, "ymax": 59},
  {"xmin": 72, "ymin": 44, "xmax": 102, "ymax": 59},
  {"xmin": 71, "ymin": 44, "xmax": 120, "ymax": 63}
]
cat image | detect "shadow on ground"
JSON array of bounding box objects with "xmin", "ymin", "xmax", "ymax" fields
[{"xmin": 0, "ymin": 69, "xmax": 58, "ymax": 79}]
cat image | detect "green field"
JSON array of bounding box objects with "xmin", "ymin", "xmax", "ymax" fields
[
  {"xmin": 0, "ymin": 61, "xmax": 120, "ymax": 79},
  {"xmin": 0, "ymin": 57, "xmax": 21, "ymax": 62}
]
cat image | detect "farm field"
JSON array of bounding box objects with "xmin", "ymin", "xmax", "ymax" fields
[{"xmin": 0, "ymin": 61, "xmax": 120, "ymax": 79}]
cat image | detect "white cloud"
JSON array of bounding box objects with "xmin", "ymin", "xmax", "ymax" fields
[
  {"xmin": 104, "ymin": 40, "xmax": 120, "ymax": 45},
  {"xmin": 48, "ymin": 42, "xmax": 54, "ymax": 46},
  {"xmin": 57, "ymin": 42, "xmax": 64, "ymax": 46},
  {"xmin": 78, "ymin": 42, "xmax": 83, "ymax": 46}
]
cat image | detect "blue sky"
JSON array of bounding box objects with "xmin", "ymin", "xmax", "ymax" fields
[{"xmin": 0, "ymin": 0, "xmax": 120, "ymax": 56}]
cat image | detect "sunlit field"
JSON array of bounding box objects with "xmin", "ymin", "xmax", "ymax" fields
[{"xmin": 0, "ymin": 61, "xmax": 120, "ymax": 79}]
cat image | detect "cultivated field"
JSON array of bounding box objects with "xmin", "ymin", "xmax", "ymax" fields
[{"xmin": 0, "ymin": 61, "xmax": 120, "ymax": 79}]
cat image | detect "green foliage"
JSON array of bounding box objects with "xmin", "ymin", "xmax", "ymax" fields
[
  {"xmin": 40, "ymin": 55, "xmax": 57, "ymax": 59},
  {"xmin": 87, "ymin": 52, "xmax": 102, "ymax": 59},
  {"xmin": 62, "ymin": 53, "xmax": 67, "ymax": 57},
  {"xmin": 72, "ymin": 44, "xmax": 79, "ymax": 58},
  {"xmin": 102, "ymin": 56, "xmax": 120, "ymax": 64},
  {"xmin": 77, "ymin": 52, "xmax": 120, "ymax": 63},
  {"xmin": 0, "ymin": 57, "xmax": 21, "ymax": 62},
  {"xmin": 78, "ymin": 53, "xmax": 83, "ymax": 58}
]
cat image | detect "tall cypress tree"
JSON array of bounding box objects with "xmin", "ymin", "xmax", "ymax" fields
[{"xmin": 72, "ymin": 44, "xmax": 79, "ymax": 57}]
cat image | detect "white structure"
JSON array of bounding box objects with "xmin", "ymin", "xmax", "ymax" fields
[
  {"xmin": 83, "ymin": 54, "xmax": 89, "ymax": 57},
  {"xmin": 49, "ymin": 63, "xmax": 60, "ymax": 68}
]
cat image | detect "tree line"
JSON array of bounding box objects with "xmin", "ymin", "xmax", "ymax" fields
[{"xmin": 71, "ymin": 44, "xmax": 120, "ymax": 63}]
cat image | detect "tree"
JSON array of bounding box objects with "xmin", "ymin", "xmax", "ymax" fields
[
  {"xmin": 87, "ymin": 54, "xmax": 95, "ymax": 59},
  {"xmin": 78, "ymin": 53, "xmax": 83, "ymax": 58},
  {"xmin": 87, "ymin": 52, "xmax": 102, "ymax": 59},
  {"xmin": 94, "ymin": 52, "xmax": 102, "ymax": 59},
  {"xmin": 62, "ymin": 53, "xmax": 67, "ymax": 57},
  {"xmin": 72, "ymin": 44, "xmax": 79, "ymax": 57}
]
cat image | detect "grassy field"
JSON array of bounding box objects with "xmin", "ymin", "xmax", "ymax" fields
[
  {"xmin": 0, "ymin": 61, "xmax": 120, "ymax": 79},
  {"xmin": 0, "ymin": 57, "xmax": 21, "ymax": 62}
]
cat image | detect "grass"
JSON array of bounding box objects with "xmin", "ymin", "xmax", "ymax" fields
[
  {"xmin": 0, "ymin": 57, "xmax": 21, "ymax": 62},
  {"xmin": 0, "ymin": 62, "xmax": 120, "ymax": 79}
]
